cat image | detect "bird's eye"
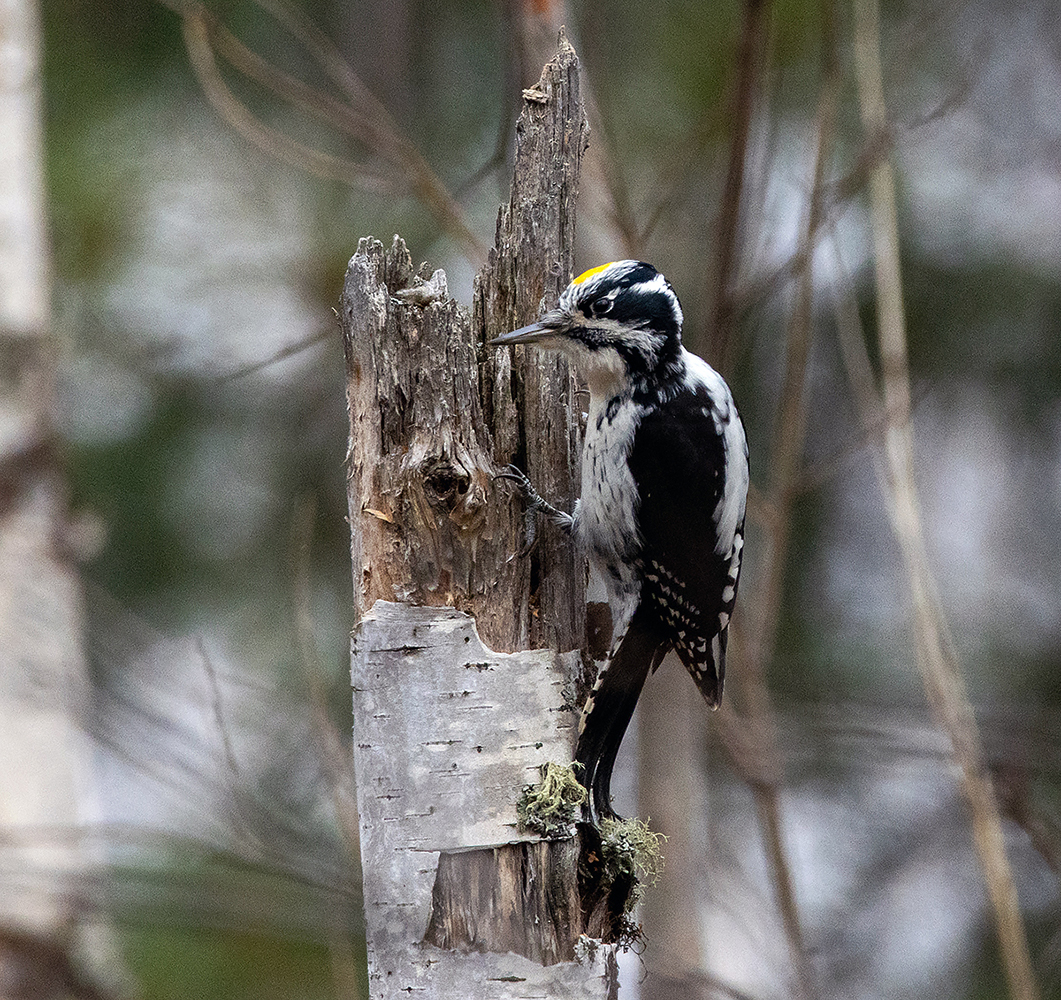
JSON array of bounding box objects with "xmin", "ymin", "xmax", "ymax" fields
[{"xmin": 592, "ymin": 294, "xmax": 615, "ymax": 317}]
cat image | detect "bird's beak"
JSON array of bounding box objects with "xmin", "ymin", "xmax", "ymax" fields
[
  {"xmin": 487, "ymin": 322, "xmax": 550, "ymax": 346},
  {"xmin": 487, "ymin": 310, "xmax": 566, "ymax": 347}
]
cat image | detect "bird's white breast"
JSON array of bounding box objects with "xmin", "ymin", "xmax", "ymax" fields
[{"xmin": 576, "ymin": 391, "xmax": 643, "ymax": 635}]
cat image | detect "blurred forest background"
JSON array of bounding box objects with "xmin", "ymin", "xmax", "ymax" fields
[{"xmin": 3, "ymin": 0, "xmax": 1061, "ymax": 997}]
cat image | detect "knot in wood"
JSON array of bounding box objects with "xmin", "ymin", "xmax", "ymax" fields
[
  {"xmin": 420, "ymin": 455, "xmax": 485, "ymax": 530},
  {"xmin": 422, "ymin": 454, "xmax": 468, "ymax": 505}
]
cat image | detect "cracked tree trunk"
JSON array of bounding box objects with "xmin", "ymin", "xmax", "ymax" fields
[{"xmin": 341, "ymin": 33, "xmax": 621, "ymax": 1000}]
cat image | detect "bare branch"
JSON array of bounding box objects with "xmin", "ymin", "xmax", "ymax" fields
[
  {"xmin": 288, "ymin": 494, "xmax": 361, "ymax": 863},
  {"xmin": 852, "ymin": 1, "xmax": 1040, "ymax": 998},
  {"xmin": 178, "ymin": 2, "xmax": 489, "ymax": 262},
  {"xmin": 709, "ymin": 0, "xmax": 771, "ymax": 374},
  {"xmin": 723, "ymin": 5, "xmax": 845, "ymax": 998},
  {"xmin": 181, "ymin": 12, "xmax": 391, "ymax": 189},
  {"xmin": 288, "ymin": 494, "xmax": 365, "ymax": 1000}
]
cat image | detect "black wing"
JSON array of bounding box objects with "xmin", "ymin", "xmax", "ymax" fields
[{"xmin": 627, "ymin": 383, "xmax": 746, "ymax": 706}]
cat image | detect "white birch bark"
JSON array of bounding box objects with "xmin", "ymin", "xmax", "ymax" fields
[
  {"xmin": 0, "ymin": 0, "xmax": 94, "ymax": 946},
  {"xmin": 352, "ymin": 602, "xmax": 616, "ymax": 999}
]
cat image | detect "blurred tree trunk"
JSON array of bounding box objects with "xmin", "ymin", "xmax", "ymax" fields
[
  {"xmin": 0, "ymin": 0, "xmax": 104, "ymax": 995},
  {"xmin": 341, "ymin": 35, "xmax": 628, "ymax": 1000}
]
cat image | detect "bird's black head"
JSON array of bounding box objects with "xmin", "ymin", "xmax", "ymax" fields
[{"xmin": 489, "ymin": 260, "xmax": 685, "ymax": 396}]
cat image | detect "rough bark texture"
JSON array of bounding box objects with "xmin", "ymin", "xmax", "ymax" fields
[
  {"xmin": 343, "ymin": 31, "xmax": 588, "ymax": 662},
  {"xmin": 342, "ymin": 34, "xmax": 619, "ymax": 1000},
  {"xmin": 342, "ymin": 241, "xmax": 514, "ymax": 639},
  {"xmin": 473, "ymin": 27, "xmax": 589, "ymax": 661},
  {"xmin": 424, "ymin": 841, "xmax": 583, "ymax": 965}
]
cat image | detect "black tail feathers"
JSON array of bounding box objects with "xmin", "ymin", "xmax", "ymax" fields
[{"xmin": 575, "ymin": 608, "xmax": 668, "ymax": 823}]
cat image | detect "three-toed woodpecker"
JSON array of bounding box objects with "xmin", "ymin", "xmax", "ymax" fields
[{"xmin": 490, "ymin": 260, "xmax": 749, "ymax": 822}]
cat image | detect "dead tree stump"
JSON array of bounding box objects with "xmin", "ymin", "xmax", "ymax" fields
[{"xmin": 340, "ymin": 33, "xmax": 626, "ymax": 1000}]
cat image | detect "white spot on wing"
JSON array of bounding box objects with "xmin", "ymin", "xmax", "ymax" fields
[{"xmin": 683, "ymin": 349, "xmax": 749, "ymax": 556}]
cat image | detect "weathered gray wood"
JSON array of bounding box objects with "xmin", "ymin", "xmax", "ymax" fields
[
  {"xmin": 342, "ymin": 235, "xmax": 520, "ymax": 647},
  {"xmin": 343, "ymin": 30, "xmax": 589, "ymax": 663},
  {"xmin": 473, "ymin": 27, "xmax": 590, "ymax": 663},
  {"xmin": 424, "ymin": 840, "xmax": 583, "ymax": 965}
]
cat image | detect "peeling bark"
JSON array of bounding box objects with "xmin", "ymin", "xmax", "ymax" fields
[
  {"xmin": 424, "ymin": 841, "xmax": 583, "ymax": 965},
  {"xmin": 350, "ymin": 603, "xmax": 615, "ymax": 999}
]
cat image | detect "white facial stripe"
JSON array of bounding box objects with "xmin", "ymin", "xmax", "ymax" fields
[
  {"xmin": 627, "ymin": 273, "xmax": 684, "ymax": 327},
  {"xmin": 549, "ymin": 313, "xmax": 664, "ymax": 382}
]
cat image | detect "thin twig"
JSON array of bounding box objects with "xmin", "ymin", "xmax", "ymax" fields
[
  {"xmin": 288, "ymin": 494, "xmax": 366, "ymax": 1000},
  {"xmin": 216, "ymin": 327, "xmax": 331, "ymax": 382},
  {"xmin": 723, "ymin": 4, "xmax": 843, "ymax": 998},
  {"xmin": 177, "ymin": 2, "xmax": 488, "ymax": 262},
  {"xmin": 995, "ymin": 762, "xmax": 1061, "ymax": 877},
  {"xmin": 851, "ymin": 1, "xmax": 1040, "ymax": 998},
  {"xmin": 709, "ymin": 0, "xmax": 771, "ymax": 373},
  {"xmin": 288, "ymin": 495, "xmax": 361, "ymax": 864},
  {"xmin": 248, "ymin": 0, "xmax": 381, "ymax": 108},
  {"xmin": 246, "ymin": 0, "xmax": 490, "ymax": 260},
  {"xmin": 202, "ymin": 13, "xmax": 407, "ymax": 163},
  {"xmin": 181, "ymin": 12, "xmax": 390, "ymax": 189},
  {"xmin": 196, "ymin": 635, "xmax": 277, "ymax": 854}
]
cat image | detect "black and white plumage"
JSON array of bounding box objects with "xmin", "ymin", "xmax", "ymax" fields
[{"xmin": 490, "ymin": 260, "xmax": 749, "ymax": 822}]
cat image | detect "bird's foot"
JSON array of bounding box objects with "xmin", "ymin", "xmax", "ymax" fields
[{"xmin": 495, "ymin": 464, "xmax": 575, "ymax": 532}]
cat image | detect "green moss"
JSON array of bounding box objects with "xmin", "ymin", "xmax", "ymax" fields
[
  {"xmin": 516, "ymin": 761, "xmax": 587, "ymax": 839},
  {"xmin": 598, "ymin": 817, "xmax": 667, "ymax": 913}
]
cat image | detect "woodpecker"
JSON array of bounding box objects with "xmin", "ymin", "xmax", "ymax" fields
[{"xmin": 490, "ymin": 261, "xmax": 749, "ymax": 823}]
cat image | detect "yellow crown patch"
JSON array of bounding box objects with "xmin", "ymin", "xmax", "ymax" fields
[{"xmin": 572, "ymin": 262, "xmax": 617, "ymax": 285}]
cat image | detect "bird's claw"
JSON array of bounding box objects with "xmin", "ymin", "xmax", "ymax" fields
[
  {"xmin": 494, "ymin": 464, "xmax": 534, "ymax": 492},
  {"xmin": 495, "ymin": 464, "xmax": 548, "ymax": 514},
  {"xmin": 496, "ymin": 465, "xmax": 542, "ymax": 554},
  {"xmin": 495, "ymin": 464, "xmax": 574, "ymax": 533}
]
